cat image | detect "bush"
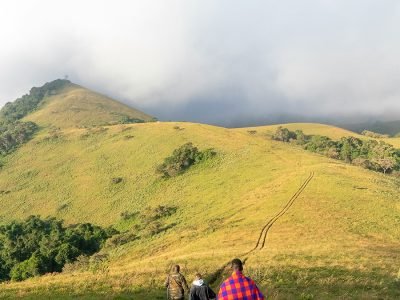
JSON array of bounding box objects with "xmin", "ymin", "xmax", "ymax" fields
[
  {"xmin": 106, "ymin": 232, "xmax": 138, "ymax": 247},
  {"xmin": 111, "ymin": 177, "xmax": 123, "ymax": 184},
  {"xmin": 272, "ymin": 126, "xmax": 296, "ymax": 142},
  {"xmin": 139, "ymin": 205, "xmax": 177, "ymax": 225},
  {"xmin": 156, "ymin": 143, "xmax": 216, "ymax": 177}
]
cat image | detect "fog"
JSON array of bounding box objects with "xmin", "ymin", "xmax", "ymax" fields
[{"xmin": 1, "ymin": 0, "xmax": 400, "ymax": 126}]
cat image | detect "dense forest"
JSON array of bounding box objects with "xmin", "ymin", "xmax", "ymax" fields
[
  {"xmin": 0, "ymin": 216, "xmax": 115, "ymax": 282},
  {"xmin": 272, "ymin": 127, "xmax": 400, "ymax": 174}
]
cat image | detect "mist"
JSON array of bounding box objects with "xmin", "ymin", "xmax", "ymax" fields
[{"xmin": 1, "ymin": 0, "xmax": 400, "ymax": 126}]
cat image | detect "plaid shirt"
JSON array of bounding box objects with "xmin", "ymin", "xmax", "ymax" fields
[{"xmin": 217, "ymin": 271, "xmax": 265, "ymax": 300}]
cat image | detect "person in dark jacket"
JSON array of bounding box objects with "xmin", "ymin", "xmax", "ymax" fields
[
  {"xmin": 165, "ymin": 265, "xmax": 189, "ymax": 300},
  {"xmin": 189, "ymin": 273, "xmax": 216, "ymax": 300}
]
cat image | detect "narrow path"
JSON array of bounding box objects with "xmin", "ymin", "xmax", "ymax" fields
[
  {"xmin": 208, "ymin": 172, "xmax": 314, "ymax": 286},
  {"xmin": 254, "ymin": 172, "xmax": 314, "ymax": 250}
]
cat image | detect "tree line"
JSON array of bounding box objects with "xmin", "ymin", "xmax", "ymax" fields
[
  {"xmin": 272, "ymin": 127, "xmax": 400, "ymax": 174},
  {"xmin": 0, "ymin": 216, "xmax": 116, "ymax": 282}
]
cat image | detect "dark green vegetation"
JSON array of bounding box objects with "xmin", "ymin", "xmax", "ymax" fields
[
  {"xmin": 272, "ymin": 126, "xmax": 400, "ymax": 174},
  {"xmin": 0, "ymin": 121, "xmax": 37, "ymax": 156},
  {"xmin": 156, "ymin": 142, "xmax": 216, "ymax": 177},
  {"xmin": 0, "ymin": 80, "xmax": 70, "ymax": 158},
  {"xmin": 0, "ymin": 216, "xmax": 115, "ymax": 282},
  {"xmin": 0, "ymin": 79, "xmax": 70, "ymax": 122}
]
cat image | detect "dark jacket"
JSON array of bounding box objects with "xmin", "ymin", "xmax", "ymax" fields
[
  {"xmin": 189, "ymin": 280, "xmax": 216, "ymax": 300},
  {"xmin": 165, "ymin": 273, "xmax": 189, "ymax": 300}
]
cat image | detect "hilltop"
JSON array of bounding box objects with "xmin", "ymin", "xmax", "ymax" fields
[
  {"xmin": 22, "ymin": 81, "xmax": 154, "ymax": 129},
  {"xmin": 0, "ymin": 83, "xmax": 399, "ymax": 299}
]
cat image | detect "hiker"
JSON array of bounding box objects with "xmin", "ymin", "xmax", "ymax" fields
[
  {"xmin": 165, "ymin": 265, "xmax": 189, "ymax": 300},
  {"xmin": 217, "ymin": 258, "xmax": 264, "ymax": 300},
  {"xmin": 189, "ymin": 273, "xmax": 216, "ymax": 300}
]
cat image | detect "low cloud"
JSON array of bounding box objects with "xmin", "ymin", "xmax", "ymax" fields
[{"xmin": 1, "ymin": 0, "xmax": 400, "ymax": 125}]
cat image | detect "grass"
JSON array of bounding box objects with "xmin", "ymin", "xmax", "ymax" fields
[
  {"xmin": 0, "ymin": 119, "xmax": 399, "ymax": 298},
  {"xmin": 23, "ymin": 84, "xmax": 154, "ymax": 128}
]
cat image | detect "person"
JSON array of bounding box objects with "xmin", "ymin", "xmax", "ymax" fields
[
  {"xmin": 217, "ymin": 258, "xmax": 264, "ymax": 300},
  {"xmin": 165, "ymin": 265, "xmax": 189, "ymax": 300},
  {"xmin": 189, "ymin": 273, "xmax": 216, "ymax": 300}
]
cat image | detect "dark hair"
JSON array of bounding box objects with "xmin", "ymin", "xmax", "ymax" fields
[
  {"xmin": 231, "ymin": 258, "xmax": 243, "ymax": 271},
  {"xmin": 171, "ymin": 265, "xmax": 180, "ymax": 273},
  {"xmin": 195, "ymin": 273, "xmax": 202, "ymax": 279}
]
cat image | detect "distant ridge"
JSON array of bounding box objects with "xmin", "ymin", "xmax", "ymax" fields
[{"xmin": 15, "ymin": 79, "xmax": 156, "ymax": 128}]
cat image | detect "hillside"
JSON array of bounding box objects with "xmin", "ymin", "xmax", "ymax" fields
[
  {"xmin": 344, "ymin": 120, "xmax": 400, "ymax": 137},
  {"xmin": 22, "ymin": 82, "xmax": 154, "ymax": 129},
  {"xmin": 237, "ymin": 122, "xmax": 400, "ymax": 148},
  {"xmin": 0, "ymin": 120, "xmax": 399, "ymax": 299}
]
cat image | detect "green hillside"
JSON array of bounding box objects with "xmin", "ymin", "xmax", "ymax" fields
[
  {"xmin": 0, "ymin": 118, "xmax": 399, "ymax": 298},
  {"xmin": 23, "ymin": 82, "xmax": 154, "ymax": 129}
]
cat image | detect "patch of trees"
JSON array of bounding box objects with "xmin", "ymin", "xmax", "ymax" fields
[
  {"xmin": 0, "ymin": 121, "xmax": 37, "ymax": 155},
  {"xmin": 361, "ymin": 130, "xmax": 389, "ymax": 139},
  {"xmin": 0, "ymin": 216, "xmax": 116, "ymax": 282},
  {"xmin": 0, "ymin": 79, "xmax": 70, "ymax": 122},
  {"xmin": 272, "ymin": 126, "xmax": 400, "ymax": 174},
  {"xmin": 111, "ymin": 205, "xmax": 177, "ymax": 247},
  {"xmin": 156, "ymin": 142, "xmax": 216, "ymax": 177}
]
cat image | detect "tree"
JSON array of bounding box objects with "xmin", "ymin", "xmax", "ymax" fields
[
  {"xmin": 372, "ymin": 157, "xmax": 396, "ymax": 174},
  {"xmin": 272, "ymin": 127, "xmax": 295, "ymax": 142}
]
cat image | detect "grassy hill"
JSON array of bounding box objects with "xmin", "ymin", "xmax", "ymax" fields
[
  {"xmin": 0, "ymin": 118, "xmax": 399, "ymax": 299},
  {"xmin": 23, "ymin": 83, "xmax": 154, "ymax": 128},
  {"xmin": 238, "ymin": 122, "xmax": 400, "ymax": 148}
]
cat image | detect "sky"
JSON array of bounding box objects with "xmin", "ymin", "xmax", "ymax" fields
[{"xmin": 1, "ymin": 0, "xmax": 400, "ymax": 126}]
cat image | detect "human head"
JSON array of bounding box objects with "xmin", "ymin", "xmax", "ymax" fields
[
  {"xmin": 231, "ymin": 258, "xmax": 243, "ymax": 272},
  {"xmin": 195, "ymin": 273, "xmax": 202, "ymax": 280},
  {"xmin": 171, "ymin": 265, "xmax": 180, "ymax": 273}
]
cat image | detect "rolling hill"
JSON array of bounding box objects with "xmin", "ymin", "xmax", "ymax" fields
[
  {"xmin": 23, "ymin": 82, "xmax": 155, "ymax": 129},
  {"xmin": 343, "ymin": 120, "xmax": 400, "ymax": 137},
  {"xmin": 0, "ymin": 84, "xmax": 399, "ymax": 299}
]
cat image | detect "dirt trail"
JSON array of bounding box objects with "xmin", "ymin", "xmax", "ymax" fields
[
  {"xmin": 254, "ymin": 171, "xmax": 314, "ymax": 251},
  {"xmin": 209, "ymin": 172, "xmax": 314, "ymax": 286}
]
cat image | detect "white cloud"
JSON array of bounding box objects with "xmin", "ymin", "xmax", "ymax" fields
[{"xmin": 1, "ymin": 0, "xmax": 400, "ymax": 124}]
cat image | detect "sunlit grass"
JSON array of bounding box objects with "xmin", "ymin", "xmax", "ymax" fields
[{"xmin": 0, "ymin": 122, "xmax": 399, "ymax": 298}]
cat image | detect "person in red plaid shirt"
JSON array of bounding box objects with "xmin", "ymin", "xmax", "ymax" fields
[{"xmin": 217, "ymin": 258, "xmax": 264, "ymax": 300}]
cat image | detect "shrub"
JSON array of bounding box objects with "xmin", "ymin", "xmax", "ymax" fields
[
  {"xmin": 272, "ymin": 126, "xmax": 296, "ymax": 142},
  {"xmin": 156, "ymin": 143, "xmax": 216, "ymax": 177},
  {"xmin": 111, "ymin": 177, "xmax": 123, "ymax": 184},
  {"xmin": 106, "ymin": 232, "xmax": 138, "ymax": 247}
]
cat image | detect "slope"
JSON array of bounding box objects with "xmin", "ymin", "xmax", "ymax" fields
[
  {"xmin": 237, "ymin": 122, "xmax": 400, "ymax": 148},
  {"xmin": 0, "ymin": 122, "xmax": 399, "ymax": 299},
  {"xmin": 23, "ymin": 82, "xmax": 154, "ymax": 129}
]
